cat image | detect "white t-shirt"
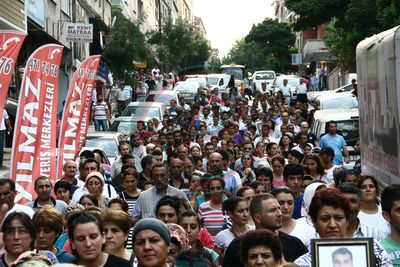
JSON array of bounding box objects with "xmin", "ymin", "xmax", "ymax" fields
[
  {"xmin": 290, "ymin": 218, "xmax": 317, "ymax": 249},
  {"xmin": 214, "ymin": 229, "xmax": 235, "ymax": 254},
  {"xmin": 358, "ymin": 205, "xmax": 391, "ymax": 236},
  {"xmin": 323, "ymin": 165, "xmax": 338, "ymax": 185},
  {"xmin": 294, "ymin": 217, "xmax": 318, "ymax": 250},
  {"xmin": 296, "ymin": 83, "xmax": 307, "ymax": 94},
  {"xmin": 72, "ymin": 184, "xmax": 118, "ymax": 203},
  {"xmin": 0, "ymin": 110, "xmax": 9, "ymax": 130}
]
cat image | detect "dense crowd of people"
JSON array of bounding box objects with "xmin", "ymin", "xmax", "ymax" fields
[{"xmin": 0, "ymin": 69, "xmax": 398, "ymax": 267}]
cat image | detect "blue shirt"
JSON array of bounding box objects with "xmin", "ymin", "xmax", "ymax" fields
[
  {"xmin": 320, "ymin": 134, "xmax": 347, "ymax": 165},
  {"xmin": 293, "ymin": 194, "xmax": 303, "ymax": 219}
]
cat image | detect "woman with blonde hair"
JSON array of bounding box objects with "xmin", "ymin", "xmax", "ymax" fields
[{"xmin": 101, "ymin": 209, "xmax": 135, "ymax": 265}]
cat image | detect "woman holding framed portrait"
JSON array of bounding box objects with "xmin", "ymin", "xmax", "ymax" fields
[{"xmin": 294, "ymin": 188, "xmax": 393, "ymax": 267}]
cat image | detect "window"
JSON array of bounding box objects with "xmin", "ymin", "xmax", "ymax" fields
[{"xmin": 61, "ymin": 0, "xmax": 70, "ymax": 16}]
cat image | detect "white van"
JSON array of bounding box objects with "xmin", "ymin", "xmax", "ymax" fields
[
  {"xmin": 206, "ymin": 74, "xmax": 231, "ymax": 93},
  {"xmin": 310, "ymin": 108, "xmax": 359, "ymax": 147},
  {"xmin": 251, "ymin": 70, "xmax": 276, "ymax": 91}
]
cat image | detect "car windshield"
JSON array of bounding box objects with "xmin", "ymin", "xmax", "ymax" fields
[
  {"xmin": 207, "ymin": 77, "xmax": 219, "ymax": 85},
  {"xmin": 121, "ymin": 105, "xmax": 161, "ymax": 118},
  {"xmin": 221, "ymin": 67, "xmax": 244, "ymax": 80},
  {"xmin": 146, "ymin": 93, "xmax": 175, "ymax": 104},
  {"xmin": 111, "ymin": 121, "xmax": 137, "ymax": 134},
  {"xmin": 321, "ymin": 97, "xmax": 358, "ymax": 110},
  {"xmin": 175, "ymin": 82, "xmax": 199, "ymax": 91},
  {"xmin": 275, "ymin": 78, "xmax": 300, "ymax": 87},
  {"xmin": 255, "ymin": 72, "xmax": 275, "ymax": 80},
  {"xmin": 84, "ymin": 138, "xmax": 119, "ymax": 158}
]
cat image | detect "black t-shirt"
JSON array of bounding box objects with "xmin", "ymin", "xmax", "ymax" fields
[
  {"xmin": 103, "ymin": 254, "xmax": 132, "ymax": 267},
  {"xmin": 222, "ymin": 230, "xmax": 308, "ymax": 267},
  {"xmin": 72, "ymin": 254, "xmax": 131, "ymax": 267}
]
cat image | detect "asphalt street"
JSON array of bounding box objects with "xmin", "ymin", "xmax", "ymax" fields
[{"xmin": 0, "ymin": 148, "xmax": 11, "ymax": 179}]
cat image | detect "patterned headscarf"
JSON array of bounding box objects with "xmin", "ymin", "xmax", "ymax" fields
[{"xmin": 167, "ymin": 223, "xmax": 189, "ymax": 250}]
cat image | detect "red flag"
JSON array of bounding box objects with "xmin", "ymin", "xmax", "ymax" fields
[
  {"xmin": 0, "ymin": 31, "xmax": 26, "ymax": 120},
  {"xmin": 56, "ymin": 55, "xmax": 100, "ymax": 179},
  {"xmin": 10, "ymin": 44, "xmax": 64, "ymax": 204}
]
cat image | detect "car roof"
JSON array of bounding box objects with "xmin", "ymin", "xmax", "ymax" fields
[
  {"xmin": 86, "ymin": 131, "xmax": 122, "ymax": 138},
  {"xmin": 114, "ymin": 116, "xmax": 147, "ymax": 122},
  {"xmin": 317, "ymin": 92, "xmax": 355, "ymax": 102},
  {"xmin": 313, "ymin": 108, "xmax": 359, "ymax": 122},
  {"xmin": 254, "ymin": 70, "xmax": 275, "ymax": 74},
  {"xmin": 275, "ymin": 75, "xmax": 301, "ymax": 79},
  {"xmin": 206, "ymin": 74, "xmax": 230, "ymax": 78},
  {"xmin": 176, "ymin": 80, "xmax": 201, "ymax": 84},
  {"xmin": 126, "ymin": 102, "xmax": 165, "ymax": 107},
  {"xmin": 147, "ymin": 90, "xmax": 177, "ymax": 95}
]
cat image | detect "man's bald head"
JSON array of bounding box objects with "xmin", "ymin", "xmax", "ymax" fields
[{"xmin": 63, "ymin": 160, "xmax": 77, "ymax": 178}]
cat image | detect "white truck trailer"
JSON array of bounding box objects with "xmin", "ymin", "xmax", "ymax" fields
[{"xmin": 356, "ymin": 25, "xmax": 400, "ymax": 186}]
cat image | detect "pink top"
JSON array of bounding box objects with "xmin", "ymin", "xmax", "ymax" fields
[{"xmin": 273, "ymin": 180, "xmax": 286, "ymax": 187}]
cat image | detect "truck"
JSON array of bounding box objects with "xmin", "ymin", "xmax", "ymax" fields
[
  {"xmin": 356, "ymin": 25, "xmax": 400, "ymax": 186},
  {"xmin": 220, "ymin": 64, "xmax": 246, "ymax": 87}
]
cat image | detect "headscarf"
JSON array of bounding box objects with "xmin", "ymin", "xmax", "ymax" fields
[
  {"xmin": 167, "ymin": 223, "xmax": 189, "ymax": 250},
  {"xmin": 301, "ymin": 182, "xmax": 328, "ymax": 217}
]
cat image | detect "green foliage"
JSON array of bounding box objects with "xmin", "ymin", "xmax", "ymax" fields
[
  {"xmin": 284, "ymin": 0, "xmax": 348, "ymax": 30},
  {"xmin": 240, "ymin": 19, "xmax": 295, "ymax": 72},
  {"xmin": 286, "ymin": 0, "xmax": 400, "ymax": 70},
  {"xmin": 147, "ymin": 17, "xmax": 211, "ymax": 71},
  {"xmin": 102, "ymin": 8, "xmax": 148, "ymax": 80},
  {"xmin": 325, "ymin": 0, "xmax": 400, "ymax": 69},
  {"xmin": 223, "ymin": 39, "xmax": 269, "ymax": 73}
]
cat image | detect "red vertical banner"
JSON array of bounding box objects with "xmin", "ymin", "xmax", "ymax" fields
[
  {"xmin": 0, "ymin": 31, "xmax": 26, "ymax": 120},
  {"xmin": 56, "ymin": 55, "xmax": 100, "ymax": 179},
  {"xmin": 10, "ymin": 44, "xmax": 63, "ymax": 204}
]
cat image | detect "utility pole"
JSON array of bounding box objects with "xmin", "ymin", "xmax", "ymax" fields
[
  {"xmin": 158, "ymin": 0, "xmax": 162, "ymax": 70},
  {"xmin": 158, "ymin": 0, "xmax": 162, "ymax": 38}
]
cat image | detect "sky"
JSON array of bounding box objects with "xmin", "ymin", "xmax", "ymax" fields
[{"xmin": 193, "ymin": 0, "xmax": 275, "ymax": 58}]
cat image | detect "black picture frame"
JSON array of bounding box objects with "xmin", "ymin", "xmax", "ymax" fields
[{"xmin": 311, "ymin": 238, "xmax": 374, "ymax": 267}]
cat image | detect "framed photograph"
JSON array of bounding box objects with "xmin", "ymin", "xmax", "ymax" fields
[{"xmin": 311, "ymin": 238, "xmax": 374, "ymax": 267}]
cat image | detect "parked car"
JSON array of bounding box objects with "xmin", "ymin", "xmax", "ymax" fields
[
  {"xmin": 315, "ymin": 93, "xmax": 358, "ymax": 110},
  {"xmin": 83, "ymin": 132, "xmax": 127, "ymax": 165},
  {"xmin": 173, "ymin": 80, "xmax": 204, "ymax": 103},
  {"xmin": 206, "ymin": 74, "xmax": 231, "ymax": 93},
  {"xmin": 310, "ymin": 108, "xmax": 359, "ymax": 147},
  {"xmin": 184, "ymin": 77, "xmax": 207, "ymax": 88},
  {"xmin": 110, "ymin": 117, "xmax": 138, "ymax": 135},
  {"xmin": 307, "ymin": 83, "xmax": 354, "ymax": 103},
  {"xmin": 80, "ymin": 147, "xmax": 111, "ymax": 165},
  {"xmin": 251, "ymin": 70, "xmax": 276, "ymax": 91},
  {"xmin": 120, "ymin": 102, "xmax": 166, "ymax": 119},
  {"xmin": 271, "ymin": 75, "xmax": 302, "ymax": 103},
  {"xmin": 145, "ymin": 90, "xmax": 179, "ymax": 108}
]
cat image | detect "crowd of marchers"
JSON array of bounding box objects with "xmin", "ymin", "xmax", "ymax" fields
[{"xmin": 0, "ymin": 68, "xmax": 399, "ymax": 267}]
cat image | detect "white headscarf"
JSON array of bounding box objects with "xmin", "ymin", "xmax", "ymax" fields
[{"xmin": 301, "ymin": 182, "xmax": 328, "ymax": 217}]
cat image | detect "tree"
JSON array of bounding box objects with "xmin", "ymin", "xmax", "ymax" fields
[
  {"xmin": 147, "ymin": 17, "xmax": 211, "ymax": 71},
  {"xmin": 284, "ymin": 0, "xmax": 348, "ymax": 30},
  {"xmin": 245, "ymin": 19, "xmax": 296, "ymax": 72},
  {"xmin": 223, "ymin": 38, "xmax": 268, "ymax": 72},
  {"xmin": 324, "ymin": 0, "xmax": 400, "ymax": 69},
  {"xmin": 102, "ymin": 8, "xmax": 148, "ymax": 81}
]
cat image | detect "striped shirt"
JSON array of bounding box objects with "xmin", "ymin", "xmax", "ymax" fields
[
  {"xmin": 119, "ymin": 191, "xmax": 140, "ymax": 215},
  {"xmin": 93, "ymin": 101, "xmax": 108, "ymax": 120},
  {"xmin": 198, "ymin": 201, "xmax": 225, "ymax": 239}
]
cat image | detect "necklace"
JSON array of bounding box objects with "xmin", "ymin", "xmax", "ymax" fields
[{"xmin": 230, "ymin": 225, "xmax": 250, "ymax": 238}]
